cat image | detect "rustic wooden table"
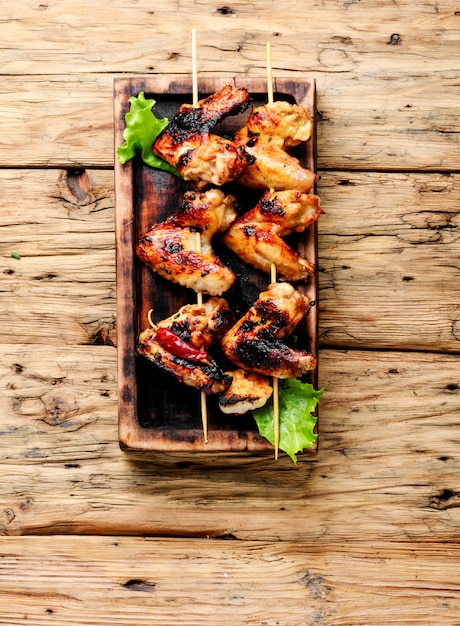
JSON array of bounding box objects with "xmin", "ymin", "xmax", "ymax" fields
[{"xmin": 1, "ymin": 1, "xmax": 459, "ymax": 624}]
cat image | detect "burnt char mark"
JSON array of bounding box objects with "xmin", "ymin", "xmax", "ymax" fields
[
  {"xmin": 176, "ymin": 147, "xmax": 195, "ymax": 168},
  {"xmin": 159, "ymin": 239, "xmax": 184, "ymax": 255},
  {"xmin": 177, "ymin": 193, "xmax": 207, "ymax": 220},
  {"xmin": 153, "ymin": 116, "xmax": 202, "ymax": 148},
  {"xmin": 232, "ymin": 336, "xmax": 297, "ymax": 371},
  {"xmin": 212, "ymin": 306, "xmax": 235, "ymax": 332},
  {"xmin": 240, "ymin": 319, "xmax": 256, "ymax": 333},
  {"xmin": 242, "ymin": 147, "xmax": 256, "ymax": 165},
  {"xmin": 255, "ymin": 300, "xmax": 290, "ymax": 332},
  {"xmin": 159, "ymin": 108, "xmax": 216, "ymax": 146},
  {"xmin": 167, "ymin": 192, "xmax": 211, "ymax": 229},
  {"xmin": 259, "ymin": 195, "xmax": 286, "ymax": 218},
  {"xmin": 156, "ymin": 86, "xmax": 250, "ymax": 145},
  {"xmin": 242, "ymin": 225, "xmax": 257, "ymax": 237},
  {"xmin": 169, "ymin": 320, "xmax": 193, "ymax": 342},
  {"xmin": 219, "ymin": 393, "xmax": 259, "ymax": 407},
  {"xmin": 175, "ymin": 106, "xmax": 214, "ymax": 131}
]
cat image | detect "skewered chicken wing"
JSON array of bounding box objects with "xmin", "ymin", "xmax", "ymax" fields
[
  {"xmin": 234, "ymin": 100, "xmax": 317, "ymax": 191},
  {"xmin": 221, "ymin": 282, "xmax": 317, "ymax": 379},
  {"xmin": 156, "ymin": 297, "xmax": 234, "ymax": 350},
  {"xmin": 136, "ymin": 188, "xmax": 237, "ymax": 296},
  {"xmin": 153, "ymin": 85, "xmax": 252, "ymax": 187},
  {"xmin": 219, "ymin": 369, "xmax": 273, "ymax": 414},
  {"xmin": 138, "ymin": 298, "xmax": 233, "ymax": 395},
  {"xmin": 222, "ymin": 189, "xmax": 323, "ymax": 282}
]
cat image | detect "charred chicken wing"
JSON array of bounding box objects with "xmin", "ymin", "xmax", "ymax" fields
[
  {"xmin": 136, "ymin": 188, "xmax": 237, "ymax": 296},
  {"xmin": 221, "ymin": 282, "xmax": 317, "ymax": 379},
  {"xmin": 153, "ymin": 85, "xmax": 252, "ymax": 187},
  {"xmin": 155, "ymin": 297, "xmax": 234, "ymax": 350},
  {"xmin": 138, "ymin": 298, "xmax": 234, "ymax": 395},
  {"xmin": 222, "ymin": 189, "xmax": 323, "ymax": 282},
  {"xmin": 234, "ymin": 100, "xmax": 317, "ymax": 191}
]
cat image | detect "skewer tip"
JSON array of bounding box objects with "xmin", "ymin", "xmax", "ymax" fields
[{"xmin": 266, "ymin": 41, "xmax": 274, "ymax": 105}]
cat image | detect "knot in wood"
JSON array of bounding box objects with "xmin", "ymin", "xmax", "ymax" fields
[{"xmin": 217, "ymin": 6, "xmax": 235, "ymax": 16}]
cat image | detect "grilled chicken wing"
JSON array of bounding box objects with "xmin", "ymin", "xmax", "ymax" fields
[
  {"xmin": 222, "ymin": 189, "xmax": 323, "ymax": 281},
  {"xmin": 234, "ymin": 100, "xmax": 317, "ymax": 191},
  {"xmin": 153, "ymin": 85, "xmax": 252, "ymax": 187},
  {"xmin": 218, "ymin": 369, "xmax": 273, "ymax": 414},
  {"xmin": 221, "ymin": 282, "xmax": 317, "ymax": 378},
  {"xmin": 156, "ymin": 297, "xmax": 234, "ymax": 350},
  {"xmin": 136, "ymin": 188, "xmax": 238, "ymax": 296},
  {"xmin": 138, "ymin": 298, "xmax": 233, "ymax": 395}
]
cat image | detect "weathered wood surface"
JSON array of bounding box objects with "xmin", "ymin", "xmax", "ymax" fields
[
  {"xmin": 1, "ymin": 169, "xmax": 458, "ymax": 351},
  {"xmin": 0, "ymin": 536, "xmax": 459, "ymax": 626},
  {"xmin": 1, "ymin": 346, "xmax": 459, "ymax": 543},
  {"xmin": 1, "ymin": 0, "xmax": 459, "ymax": 623},
  {"xmin": 2, "ymin": 0, "xmax": 459, "ymax": 76}
]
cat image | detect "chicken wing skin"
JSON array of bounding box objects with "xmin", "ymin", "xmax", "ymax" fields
[
  {"xmin": 218, "ymin": 369, "xmax": 273, "ymax": 414},
  {"xmin": 138, "ymin": 298, "xmax": 234, "ymax": 395},
  {"xmin": 136, "ymin": 188, "xmax": 238, "ymax": 296},
  {"xmin": 222, "ymin": 189, "xmax": 323, "ymax": 281},
  {"xmin": 153, "ymin": 85, "xmax": 252, "ymax": 187},
  {"xmin": 234, "ymin": 100, "xmax": 317, "ymax": 191},
  {"xmin": 138, "ymin": 328, "xmax": 232, "ymax": 395},
  {"xmin": 221, "ymin": 282, "xmax": 317, "ymax": 379},
  {"xmin": 156, "ymin": 297, "xmax": 234, "ymax": 350}
]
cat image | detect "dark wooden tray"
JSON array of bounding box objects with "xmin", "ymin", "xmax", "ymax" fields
[{"xmin": 114, "ymin": 76, "xmax": 318, "ymax": 453}]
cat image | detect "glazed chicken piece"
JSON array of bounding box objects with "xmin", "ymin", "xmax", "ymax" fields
[
  {"xmin": 222, "ymin": 189, "xmax": 323, "ymax": 282},
  {"xmin": 218, "ymin": 369, "xmax": 273, "ymax": 414},
  {"xmin": 138, "ymin": 298, "xmax": 234, "ymax": 395},
  {"xmin": 137, "ymin": 188, "xmax": 237, "ymax": 296},
  {"xmin": 234, "ymin": 100, "xmax": 317, "ymax": 191},
  {"xmin": 221, "ymin": 282, "xmax": 317, "ymax": 379},
  {"xmin": 156, "ymin": 297, "xmax": 234, "ymax": 350},
  {"xmin": 153, "ymin": 85, "xmax": 252, "ymax": 187}
]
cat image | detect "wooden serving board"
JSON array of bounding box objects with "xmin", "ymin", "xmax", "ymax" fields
[{"xmin": 114, "ymin": 76, "xmax": 318, "ymax": 453}]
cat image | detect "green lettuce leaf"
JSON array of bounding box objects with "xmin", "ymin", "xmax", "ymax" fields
[
  {"xmin": 117, "ymin": 92, "xmax": 180, "ymax": 176},
  {"xmin": 252, "ymin": 379, "xmax": 323, "ymax": 463}
]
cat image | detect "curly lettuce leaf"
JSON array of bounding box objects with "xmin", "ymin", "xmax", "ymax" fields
[
  {"xmin": 252, "ymin": 379, "xmax": 323, "ymax": 463},
  {"xmin": 117, "ymin": 92, "xmax": 180, "ymax": 176}
]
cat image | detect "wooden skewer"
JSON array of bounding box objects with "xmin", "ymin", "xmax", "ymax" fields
[
  {"xmin": 192, "ymin": 28, "xmax": 199, "ymax": 108},
  {"xmin": 191, "ymin": 28, "xmax": 208, "ymax": 444},
  {"xmin": 266, "ymin": 41, "xmax": 274, "ymax": 105},
  {"xmin": 266, "ymin": 41, "xmax": 280, "ymax": 460},
  {"xmin": 270, "ymin": 261, "xmax": 280, "ymax": 460}
]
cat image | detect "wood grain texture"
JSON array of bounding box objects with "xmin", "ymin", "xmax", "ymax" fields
[
  {"xmin": 317, "ymin": 170, "xmax": 460, "ymax": 352},
  {"xmin": 0, "ymin": 346, "xmax": 459, "ymax": 543},
  {"xmin": 0, "ymin": 71, "xmax": 457, "ymax": 171},
  {"xmin": 1, "ymin": 0, "xmax": 458, "ymax": 75},
  {"xmin": 1, "ymin": 1, "xmax": 459, "ymax": 621},
  {"xmin": 0, "ymin": 536, "xmax": 459, "ymax": 625}
]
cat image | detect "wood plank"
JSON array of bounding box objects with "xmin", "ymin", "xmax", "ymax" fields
[
  {"xmin": 0, "ymin": 169, "xmax": 116, "ymax": 346},
  {"xmin": 317, "ymin": 170, "xmax": 460, "ymax": 352},
  {"xmin": 1, "ymin": 170, "xmax": 459, "ymax": 352},
  {"xmin": 0, "ymin": 536, "xmax": 458, "ymax": 625},
  {"xmin": 1, "ymin": 0, "xmax": 458, "ymax": 76},
  {"xmin": 0, "ymin": 346, "xmax": 459, "ymax": 542},
  {"xmin": 0, "ymin": 71, "xmax": 458, "ymax": 170}
]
